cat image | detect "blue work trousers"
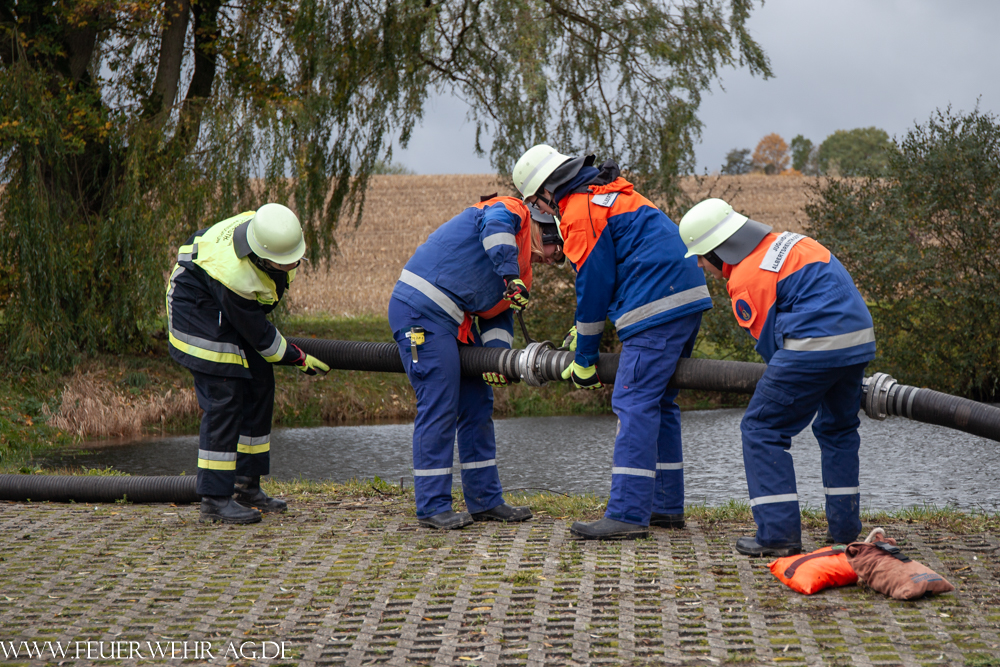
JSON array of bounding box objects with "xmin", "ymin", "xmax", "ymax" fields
[
  {"xmin": 741, "ymin": 362, "xmax": 867, "ymax": 546},
  {"xmin": 389, "ymin": 299, "xmax": 504, "ymax": 518},
  {"xmin": 605, "ymin": 313, "xmax": 702, "ymax": 525}
]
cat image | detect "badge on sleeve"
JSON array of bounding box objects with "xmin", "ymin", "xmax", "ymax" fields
[
  {"xmin": 730, "ymin": 289, "xmax": 757, "ymax": 330},
  {"xmin": 736, "ymin": 299, "xmax": 753, "ymax": 322}
]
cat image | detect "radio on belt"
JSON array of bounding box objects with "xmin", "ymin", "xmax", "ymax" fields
[{"xmin": 407, "ymin": 326, "xmax": 425, "ymax": 362}]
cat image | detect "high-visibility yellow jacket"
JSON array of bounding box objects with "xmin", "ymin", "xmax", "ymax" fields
[{"xmin": 166, "ymin": 212, "xmax": 299, "ymax": 378}]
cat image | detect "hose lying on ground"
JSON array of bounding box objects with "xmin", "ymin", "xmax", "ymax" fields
[
  {"xmin": 0, "ymin": 474, "xmax": 199, "ymax": 504},
  {"xmin": 3, "ymin": 338, "xmax": 997, "ymax": 505}
]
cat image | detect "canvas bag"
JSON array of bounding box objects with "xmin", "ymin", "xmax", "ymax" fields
[{"xmin": 845, "ymin": 528, "xmax": 955, "ymax": 600}]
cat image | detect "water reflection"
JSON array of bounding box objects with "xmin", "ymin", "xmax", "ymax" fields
[{"xmin": 49, "ymin": 409, "xmax": 1000, "ymax": 511}]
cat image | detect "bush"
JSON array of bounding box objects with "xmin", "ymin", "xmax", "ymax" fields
[{"xmin": 806, "ymin": 107, "xmax": 1000, "ymax": 400}]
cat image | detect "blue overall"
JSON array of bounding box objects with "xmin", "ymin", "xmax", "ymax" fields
[
  {"xmin": 389, "ymin": 298, "xmax": 505, "ymax": 518},
  {"xmin": 742, "ymin": 363, "xmax": 867, "ymax": 546},
  {"xmin": 605, "ymin": 312, "xmax": 702, "ymax": 525}
]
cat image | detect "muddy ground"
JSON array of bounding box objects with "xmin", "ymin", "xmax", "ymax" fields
[{"xmin": 0, "ymin": 493, "xmax": 998, "ymax": 667}]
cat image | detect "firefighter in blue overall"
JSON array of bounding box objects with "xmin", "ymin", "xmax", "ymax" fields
[
  {"xmin": 513, "ymin": 145, "xmax": 713, "ymax": 540},
  {"xmin": 166, "ymin": 204, "xmax": 330, "ymax": 524},
  {"xmin": 388, "ymin": 195, "xmax": 546, "ymax": 529},
  {"xmin": 679, "ymin": 198, "xmax": 876, "ymax": 556}
]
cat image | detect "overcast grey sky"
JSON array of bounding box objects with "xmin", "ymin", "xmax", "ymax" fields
[{"xmin": 392, "ymin": 0, "xmax": 1000, "ymax": 175}]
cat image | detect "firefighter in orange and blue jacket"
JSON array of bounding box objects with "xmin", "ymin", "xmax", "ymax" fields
[
  {"xmin": 680, "ymin": 198, "xmax": 876, "ymax": 558},
  {"xmin": 166, "ymin": 204, "xmax": 330, "ymax": 525},
  {"xmin": 513, "ymin": 145, "xmax": 713, "ymax": 541},
  {"xmin": 387, "ymin": 195, "xmax": 545, "ymax": 530}
]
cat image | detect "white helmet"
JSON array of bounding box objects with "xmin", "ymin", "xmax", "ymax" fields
[
  {"xmin": 512, "ymin": 144, "xmax": 572, "ymax": 198},
  {"xmin": 247, "ymin": 203, "xmax": 306, "ymax": 264},
  {"xmin": 679, "ymin": 198, "xmax": 773, "ymax": 265},
  {"xmin": 678, "ymin": 198, "xmax": 749, "ymax": 258}
]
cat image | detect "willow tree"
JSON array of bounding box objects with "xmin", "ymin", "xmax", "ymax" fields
[{"xmin": 0, "ymin": 0, "xmax": 770, "ymax": 368}]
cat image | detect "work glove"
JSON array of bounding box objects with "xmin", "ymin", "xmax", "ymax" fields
[
  {"xmin": 561, "ymin": 325, "xmax": 577, "ymax": 351},
  {"xmin": 561, "ymin": 361, "xmax": 603, "ymax": 390},
  {"xmin": 289, "ymin": 344, "xmax": 330, "ymax": 376},
  {"xmin": 503, "ymin": 276, "xmax": 530, "ymax": 311},
  {"xmin": 482, "ymin": 372, "xmax": 509, "ymax": 387}
]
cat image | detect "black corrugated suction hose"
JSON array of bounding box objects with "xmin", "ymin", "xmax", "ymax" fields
[
  {"xmin": 0, "ymin": 474, "xmax": 198, "ymax": 503},
  {"xmin": 291, "ymin": 337, "xmax": 1000, "ymax": 443},
  {"xmin": 287, "ymin": 337, "xmax": 767, "ymax": 392},
  {"xmin": 4, "ymin": 338, "xmax": 997, "ymax": 506}
]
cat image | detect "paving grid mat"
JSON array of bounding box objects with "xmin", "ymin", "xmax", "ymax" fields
[{"xmin": 0, "ymin": 498, "xmax": 998, "ymax": 667}]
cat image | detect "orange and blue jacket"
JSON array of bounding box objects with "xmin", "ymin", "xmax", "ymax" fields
[
  {"xmin": 724, "ymin": 232, "xmax": 876, "ymax": 368},
  {"xmin": 390, "ymin": 197, "xmax": 533, "ymax": 348},
  {"xmin": 557, "ymin": 169, "xmax": 712, "ymax": 367}
]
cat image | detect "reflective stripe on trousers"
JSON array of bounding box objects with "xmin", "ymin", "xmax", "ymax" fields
[
  {"xmin": 388, "ymin": 304, "xmax": 504, "ymax": 517},
  {"xmin": 191, "ymin": 349, "xmax": 276, "ymax": 496},
  {"xmin": 741, "ymin": 363, "xmax": 866, "ymax": 546},
  {"xmin": 605, "ymin": 313, "xmax": 702, "ymax": 525}
]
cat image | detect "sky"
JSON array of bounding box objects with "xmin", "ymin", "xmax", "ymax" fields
[{"xmin": 391, "ymin": 0, "xmax": 1000, "ymax": 175}]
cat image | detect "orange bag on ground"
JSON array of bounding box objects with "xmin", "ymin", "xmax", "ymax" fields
[
  {"xmin": 769, "ymin": 545, "xmax": 858, "ymax": 594},
  {"xmin": 845, "ymin": 528, "xmax": 955, "ymax": 600}
]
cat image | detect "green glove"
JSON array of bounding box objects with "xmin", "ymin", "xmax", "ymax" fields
[
  {"xmin": 561, "ymin": 325, "xmax": 577, "ymax": 351},
  {"xmin": 561, "ymin": 361, "xmax": 603, "ymax": 390},
  {"xmin": 503, "ymin": 277, "xmax": 530, "ymax": 311},
  {"xmin": 299, "ymin": 354, "xmax": 330, "ymax": 376},
  {"xmin": 290, "ymin": 344, "xmax": 330, "ymax": 376},
  {"xmin": 482, "ymin": 372, "xmax": 509, "ymax": 387}
]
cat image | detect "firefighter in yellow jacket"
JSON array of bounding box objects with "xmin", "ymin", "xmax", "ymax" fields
[{"xmin": 166, "ymin": 204, "xmax": 330, "ymax": 524}]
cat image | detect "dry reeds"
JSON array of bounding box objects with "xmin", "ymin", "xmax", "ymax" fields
[
  {"xmin": 50, "ymin": 372, "xmax": 200, "ymax": 439},
  {"xmin": 288, "ymin": 173, "xmax": 818, "ymax": 318}
]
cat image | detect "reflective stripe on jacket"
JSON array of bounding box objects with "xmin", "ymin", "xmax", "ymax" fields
[
  {"xmin": 723, "ymin": 232, "xmax": 876, "ymax": 368},
  {"xmin": 390, "ymin": 197, "xmax": 533, "ymax": 348},
  {"xmin": 166, "ymin": 212, "xmax": 299, "ymax": 378},
  {"xmin": 558, "ymin": 177, "xmax": 712, "ymax": 366}
]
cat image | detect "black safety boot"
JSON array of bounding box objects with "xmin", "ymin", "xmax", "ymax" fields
[
  {"xmin": 234, "ymin": 475, "xmax": 288, "ymax": 513},
  {"xmin": 735, "ymin": 536, "xmax": 801, "ymax": 557},
  {"xmin": 418, "ymin": 510, "xmax": 474, "ymax": 530},
  {"xmin": 570, "ymin": 518, "xmax": 649, "ymax": 540},
  {"xmin": 472, "ymin": 503, "xmax": 532, "ymax": 522},
  {"xmin": 824, "ymin": 529, "xmax": 860, "ymax": 545},
  {"xmin": 200, "ymin": 496, "xmax": 262, "ymax": 524},
  {"xmin": 649, "ymin": 512, "xmax": 685, "ymax": 529}
]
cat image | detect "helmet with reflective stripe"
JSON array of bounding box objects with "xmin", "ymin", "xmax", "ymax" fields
[
  {"xmin": 248, "ymin": 203, "xmax": 306, "ymax": 264},
  {"xmin": 678, "ymin": 198, "xmax": 749, "ymax": 258},
  {"xmin": 513, "ymin": 144, "xmax": 572, "ymax": 198}
]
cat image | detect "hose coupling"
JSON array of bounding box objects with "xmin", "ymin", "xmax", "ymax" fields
[
  {"xmin": 863, "ymin": 372, "xmax": 898, "ymax": 420},
  {"xmin": 517, "ymin": 341, "xmax": 556, "ymax": 387}
]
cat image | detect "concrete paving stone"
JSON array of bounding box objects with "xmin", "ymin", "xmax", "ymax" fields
[{"xmin": 0, "ymin": 498, "xmax": 997, "ymax": 666}]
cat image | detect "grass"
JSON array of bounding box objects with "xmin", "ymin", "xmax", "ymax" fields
[{"xmin": 251, "ymin": 480, "xmax": 1000, "ymax": 531}]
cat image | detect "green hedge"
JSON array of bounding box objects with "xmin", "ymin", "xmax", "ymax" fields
[{"xmin": 806, "ymin": 107, "xmax": 1000, "ymax": 400}]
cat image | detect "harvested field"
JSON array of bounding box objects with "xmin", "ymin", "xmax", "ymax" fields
[{"xmin": 289, "ymin": 174, "xmax": 821, "ymax": 318}]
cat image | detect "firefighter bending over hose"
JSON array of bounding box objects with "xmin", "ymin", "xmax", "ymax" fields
[
  {"xmin": 679, "ymin": 198, "xmax": 876, "ymax": 557},
  {"xmin": 166, "ymin": 204, "xmax": 330, "ymax": 524},
  {"xmin": 388, "ymin": 195, "xmax": 560, "ymax": 529},
  {"xmin": 513, "ymin": 145, "xmax": 713, "ymax": 541}
]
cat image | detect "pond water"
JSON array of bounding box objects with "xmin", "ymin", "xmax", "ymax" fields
[{"xmin": 47, "ymin": 410, "xmax": 1000, "ymax": 512}]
